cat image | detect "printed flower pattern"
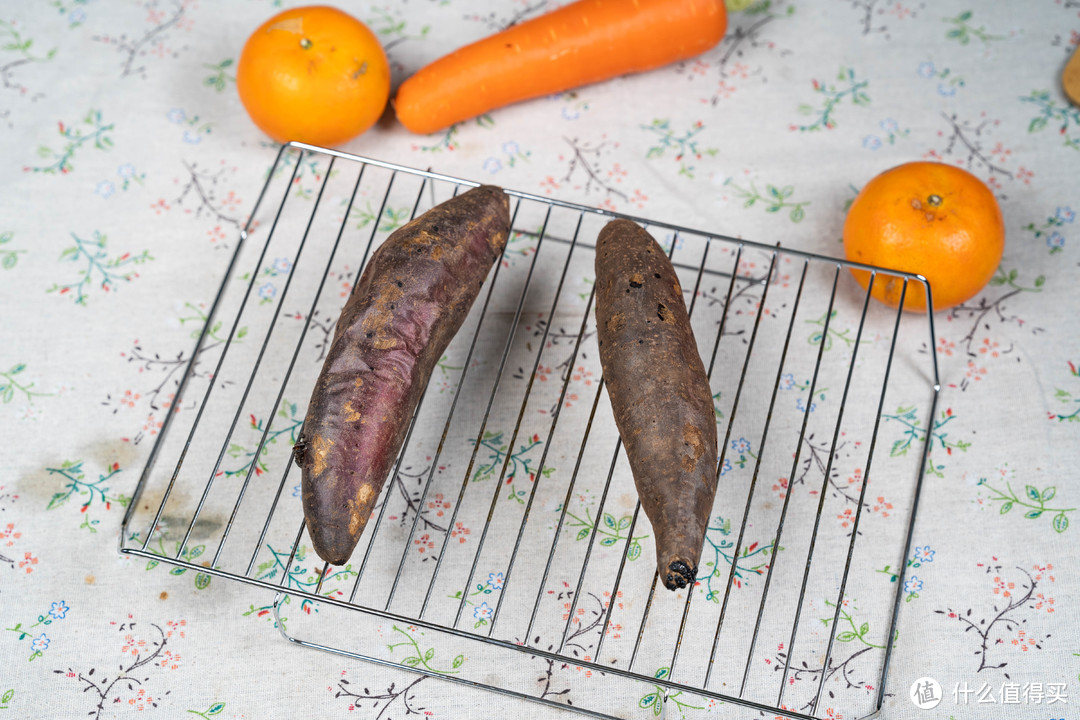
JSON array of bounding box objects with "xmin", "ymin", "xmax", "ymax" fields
[
  {"xmin": 914, "ymin": 546, "xmax": 935, "ymax": 563},
  {"xmin": 48, "ymin": 602, "xmax": 69, "ymax": 620},
  {"xmin": 30, "ymin": 634, "xmax": 49, "ymax": 653}
]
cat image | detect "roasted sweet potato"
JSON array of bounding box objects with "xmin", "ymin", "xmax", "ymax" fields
[
  {"xmin": 594, "ymin": 219, "xmax": 718, "ymax": 590},
  {"xmin": 295, "ymin": 185, "xmax": 510, "ymax": 566}
]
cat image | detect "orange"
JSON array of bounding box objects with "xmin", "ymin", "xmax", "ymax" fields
[
  {"xmin": 237, "ymin": 6, "xmax": 390, "ymax": 147},
  {"xmin": 842, "ymin": 161, "xmax": 1004, "ymax": 313}
]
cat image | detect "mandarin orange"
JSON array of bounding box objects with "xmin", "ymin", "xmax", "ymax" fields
[
  {"xmin": 843, "ymin": 161, "xmax": 1004, "ymax": 313},
  {"xmin": 237, "ymin": 6, "xmax": 390, "ymax": 147}
]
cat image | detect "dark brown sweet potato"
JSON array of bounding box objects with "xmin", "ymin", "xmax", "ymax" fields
[
  {"xmin": 295, "ymin": 185, "xmax": 510, "ymax": 566},
  {"xmin": 594, "ymin": 219, "xmax": 718, "ymax": 590}
]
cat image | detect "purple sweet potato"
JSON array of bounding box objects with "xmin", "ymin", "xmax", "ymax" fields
[
  {"xmin": 296, "ymin": 185, "xmax": 510, "ymax": 566},
  {"xmin": 594, "ymin": 219, "xmax": 718, "ymax": 590}
]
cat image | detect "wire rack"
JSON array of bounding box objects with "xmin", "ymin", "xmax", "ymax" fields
[{"xmin": 119, "ymin": 143, "xmax": 940, "ymax": 720}]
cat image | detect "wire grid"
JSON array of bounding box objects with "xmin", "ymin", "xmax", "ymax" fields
[{"xmin": 119, "ymin": 143, "xmax": 940, "ymax": 720}]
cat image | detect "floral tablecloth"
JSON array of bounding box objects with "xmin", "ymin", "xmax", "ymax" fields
[{"xmin": 2, "ymin": 1, "xmax": 1078, "ymax": 719}]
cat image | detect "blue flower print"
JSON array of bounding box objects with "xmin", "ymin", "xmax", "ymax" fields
[
  {"xmin": 502, "ymin": 141, "xmax": 520, "ymax": 155},
  {"xmin": 917, "ymin": 61, "xmax": 935, "ymax": 79},
  {"xmin": 880, "ymin": 118, "xmax": 900, "ymax": 133},
  {"xmin": 483, "ymin": 158, "xmax": 502, "ymax": 174},
  {"xmin": 1047, "ymin": 232, "xmax": 1065, "ymax": 250},
  {"xmin": 779, "ymin": 373, "xmax": 795, "ymax": 391},
  {"xmin": 1056, "ymin": 206, "xmax": 1075, "ymax": 224},
  {"xmin": 167, "ymin": 108, "xmax": 186, "ymax": 124},
  {"xmin": 30, "ymin": 634, "xmax": 49, "ymax": 653},
  {"xmin": 48, "ymin": 601, "xmax": 69, "ymax": 620},
  {"xmin": 937, "ymin": 83, "xmax": 957, "ymax": 97},
  {"xmin": 487, "ymin": 572, "xmax": 504, "ymax": 590},
  {"xmin": 731, "ymin": 437, "xmax": 751, "ymax": 455},
  {"xmin": 69, "ymin": 8, "xmax": 86, "ymax": 26},
  {"xmin": 258, "ymin": 283, "xmax": 276, "ymax": 301},
  {"xmin": 182, "ymin": 130, "xmax": 202, "ymax": 144},
  {"xmin": 903, "ymin": 576, "xmax": 923, "ymax": 594},
  {"xmin": 95, "ymin": 180, "xmax": 115, "ymax": 199},
  {"xmin": 118, "ymin": 163, "xmax": 136, "ymax": 179},
  {"xmin": 863, "ymin": 136, "xmax": 882, "ymax": 150},
  {"xmin": 718, "ymin": 458, "xmax": 732, "ymax": 476},
  {"xmin": 473, "ymin": 602, "xmax": 493, "ymax": 621},
  {"xmin": 914, "ymin": 546, "xmax": 935, "ymax": 563},
  {"xmin": 272, "ymin": 257, "xmax": 292, "ymax": 274},
  {"xmin": 796, "ymin": 397, "xmax": 816, "ymax": 413}
]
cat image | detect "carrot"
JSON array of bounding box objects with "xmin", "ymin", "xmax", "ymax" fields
[
  {"xmin": 295, "ymin": 185, "xmax": 510, "ymax": 566},
  {"xmin": 393, "ymin": 0, "xmax": 727, "ymax": 134},
  {"xmin": 594, "ymin": 219, "xmax": 718, "ymax": 590}
]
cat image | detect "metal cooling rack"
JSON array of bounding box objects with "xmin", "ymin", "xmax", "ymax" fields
[{"xmin": 119, "ymin": 142, "xmax": 940, "ymax": 720}]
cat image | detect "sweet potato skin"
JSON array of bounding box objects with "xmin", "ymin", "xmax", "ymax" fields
[
  {"xmin": 297, "ymin": 185, "xmax": 510, "ymax": 566},
  {"xmin": 594, "ymin": 219, "xmax": 718, "ymax": 590}
]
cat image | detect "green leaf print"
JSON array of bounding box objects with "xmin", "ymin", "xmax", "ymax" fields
[
  {"xmin": 0, "ymin": 232, "xmax": 24, "ymax": 270},
  {"xmin": 1020, "ymin": 90, "xmax": 1080, "ymax": 150},
  {"xmin": 794, "ymin": 67, "xmax": 869, "ymax": 132},
  {"xmin": 978, "ymin": 477, "xmax": 1074, "ymax": 532},
  {"xmin": 25, "ymin": 109, "xmax": 114, "ymax": 175},
  {"xmin": 47, "ymin": 231, "xmax": 153, "ymax": 306},
  {"xmin": 723, "ymin": 178, "xmax": 810, "ymax": 222},
  {"xmin": 387, "ymin": 625, "xmax": 463, "ymax": 674},
  {"xmin": 943, "ymin": 11, "xmax": 1004, "ymax": 45},
  {"xmin": 0, "ymin": 362, "xmax": 51, "ymax": 406}
]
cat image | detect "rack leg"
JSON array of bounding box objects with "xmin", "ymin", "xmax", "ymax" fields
[{"xmin": 269, "ymin": 592, "xmax": 629, "ymax": 720}]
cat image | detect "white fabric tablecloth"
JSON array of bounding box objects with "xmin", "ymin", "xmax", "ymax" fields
[{"xmin": 2, "ymin": 1, "xmax": 1078, "ymax": 718}]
